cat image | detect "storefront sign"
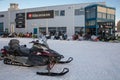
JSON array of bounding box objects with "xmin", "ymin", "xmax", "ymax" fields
[
  {"xmin": 0, "ymin": 15, "xmax": 4, "ymax": 18},
  {"xmin": 15, "ymin": 13, "xmax": 25, "ymax": 28},
  {"xmin": 27, "ymin": 10, "xmax": 54, "ymax": 19}
]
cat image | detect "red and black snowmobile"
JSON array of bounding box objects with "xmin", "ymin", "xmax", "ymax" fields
[{"xmin": 0, "ymin": 39, "xmax": 73, "ymax": 76}]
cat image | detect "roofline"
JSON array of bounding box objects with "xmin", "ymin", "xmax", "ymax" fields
[
  {"xmin": 0, "ymin": 2, "xmax": 106, "ymax": 12},
  {"xmin": 85, "ymin": 4, "xmax": 115, "ymax": 10}
]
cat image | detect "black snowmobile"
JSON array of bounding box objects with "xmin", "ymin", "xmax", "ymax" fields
[{"xmin": 0, "ymin": 39, "xmax": 73, "ymax": 76}]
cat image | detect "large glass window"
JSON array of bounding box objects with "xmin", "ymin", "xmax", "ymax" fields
[
  {"xmin": 39, "ymin": 27, "xmax": 46, "ymax": 34},
  {"xmin": 75, "ymin": 8, "xmax": 84, "ymax": 15},
  {"xmin": 97, "ymin": 12, "xmax": 106, "ymax": 19},
  {"xmin": 97, "ymin": 12, "xmax": 102, "ymax": 18},
  {"xmin": 91, "ymin": 10, "xmax": 96, "ymax": 18},
  {"xmin": 0, "ymin": 23, "xmax": 3, "ymax": 32},
  {"xmin": 48, "ymin": 27, "xmax": 56, "ymax": 32},
  {"xmin": 103, "ymin": 13, "xmax": 106, "ymax": 19},
  {"xmin": 86, "ymin": 20, "xmax": 95, "ymax": 26},
  {"xmin": 107, "ymin": 14, "xmax": 111, "ymax": 19},
  {"xmin": 110, "ymin": 14, "xmax": 115, "ymax": 20},
  {"xmin": 60, "ymin": 10, "xmax": 65, "ymax": 16},
  {"xmin": 86, "ymin": 7, "xmax": 96, "ymax": 19},
  {"xmin": 48, "ymin": 27, "xmax": 57, "ymax": 35},
  {"xmin": 75, "ymin": 27, "xmax": 84, "ymax": 34},
  {"xmin": 55, "ymin": 10, "xmax": 65, "ymax": 16},
  {"xmin": 54, "ymin": 10, "xmax": 59, "ymax": 16},
  {"xmin": 57, "ymin": 27, "xmax": 66, "ymax": 32},
  {"xmin": 48, "ymin": 27, "xmax": 66, "ymax": 35},
  {"xmin": 91, "ymin": 20, "xmax": 95, "ymax": 26},
  {"xmin": 106, "ymin": 14, "xmax": 115, "ymax": 20}
]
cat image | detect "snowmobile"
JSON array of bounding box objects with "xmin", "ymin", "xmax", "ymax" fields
[{"xmin": 0, "ymin": 39, "xmax": 73, "ymax": 76}]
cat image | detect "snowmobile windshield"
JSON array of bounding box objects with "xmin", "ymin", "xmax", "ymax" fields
[
  {"xmin": 33, "ymin": 44, "xmax": 42, "ymax": 49},
  {"xmin": 32, "ymin": 43, "xmax": 48, "ymax": 51}
]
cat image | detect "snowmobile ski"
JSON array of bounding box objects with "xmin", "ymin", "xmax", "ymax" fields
[
  {"xmin": 36, "ymin": 68, "xmax": 69, "ymax": 76},
  {"xmin": 58, "ymin": 57, "xmax": 73, "ymax": 64}
]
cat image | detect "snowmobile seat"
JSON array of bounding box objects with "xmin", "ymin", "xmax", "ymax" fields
[
  {"xmin": 18, "ymin": 46, "xmax": 30, "ymax": 57},
  {"xmin": 8, "ymin": 39, "xmax": 30, "ymax": 57},
  {"xmin": 8, "ymin": 39, "xmax": 20, "ymax": 50}
]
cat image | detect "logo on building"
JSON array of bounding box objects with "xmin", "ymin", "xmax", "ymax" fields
[
  {"xmin": 28, "ymin": 14, "xmax": 32, "ymax": 18},
  {"xmin": 27, "ymin": 10, "xmax": 54, "ymax": 19}
]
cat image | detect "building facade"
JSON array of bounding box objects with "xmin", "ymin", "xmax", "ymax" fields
[
  {"xmin": 85, "ymin": 4, "xmax": 116, "ymax": 38},
  {"xmin": 117, "ymin": 20, "xmax": 120, "ymax": 32},
  {"xmin": 0, "ymin": 2, "xmax": 115, "ymax": 37}
]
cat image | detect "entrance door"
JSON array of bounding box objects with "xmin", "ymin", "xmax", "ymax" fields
[
  {"xmin": 33, "ymin": 28, "xmax": 37, "ymax": 34},
  {"xmin": 0, "ymin": 23, "xmax": 4, "ymax": 35},
  {"xmin": 10, "ymin": 23, "xmax": 15, "ymax": 33}
]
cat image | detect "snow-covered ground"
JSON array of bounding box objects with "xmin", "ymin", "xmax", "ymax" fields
[{"xmin": 0, "ymin": 38, "xmax": 120, "ymax": 80}]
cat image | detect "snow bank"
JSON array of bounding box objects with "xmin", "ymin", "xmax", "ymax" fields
[{"xmin": 0, "ymin": 38, "xmax": 120, "ymax": 80}]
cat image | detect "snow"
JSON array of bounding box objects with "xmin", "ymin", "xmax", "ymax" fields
[{"xmin": 0, "ymin": 38, "xmax": 120, "ymax": 80}]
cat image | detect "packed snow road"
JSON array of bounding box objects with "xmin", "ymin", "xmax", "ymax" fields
[{"xmin": 0, "ymin": 38, "xmax": 120, "ymax": 80}]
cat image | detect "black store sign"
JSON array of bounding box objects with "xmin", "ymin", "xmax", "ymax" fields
[
  {"xmin": 0, "ymin": 15, "xmax": 4, "ymax": 18},
  {"xmin": 15, "ymin": 13, "xmax": 25, "ymax": 28},
  {"xmin": 27, "ymin": 10, "xmax": 54, "ymax": 19}
]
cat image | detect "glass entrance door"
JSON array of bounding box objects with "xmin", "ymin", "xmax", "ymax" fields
[{"xmin": 0, "ymin": 23, "xmax": 4, "ymax": 35}]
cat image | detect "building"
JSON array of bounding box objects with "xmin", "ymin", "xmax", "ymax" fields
[
  {"xmin": 0, "ymin": 2, "xmax": 115, "ymax": 37},
  {"xmin": 85, "ymin": 4, "xmax": 116, "ymax": 38},
  {"xmin": 117, "ymin": 20, "xmax": 120, "ymax": 32}
]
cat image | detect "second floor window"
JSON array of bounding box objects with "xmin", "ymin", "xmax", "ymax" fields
[
  {"xmin": 55, "ymin": 10, "xmax": 59, "ymax": 16},
  {"xmin": 60, "ymin": 10, "xmax": 65, "ymax": 16},
  {"xmin": 75, "ymin": 9, "xmax": 84, "ymax": 15}
]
